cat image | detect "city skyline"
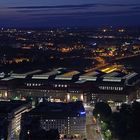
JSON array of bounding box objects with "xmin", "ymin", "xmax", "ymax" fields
[
  {"xmin": 0, "ymin": 1, "xmax": 140, "ymax": 138},
  {"xmin": 0, "ymin": 0, "xmax": 140, "ymax": 28}
]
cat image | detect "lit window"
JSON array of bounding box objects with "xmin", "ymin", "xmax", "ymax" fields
[
  {"xmin": 27, "ymin": 83, "xmax": 31, "ymax": 86},
  {"xmin": 119, "ymin": 87, "xmax": 123, "ymax": 91}
]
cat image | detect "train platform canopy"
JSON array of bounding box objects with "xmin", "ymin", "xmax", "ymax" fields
[
  {"xmin": 32, "ymin": 68, "xmax": 63, "ymax": 80},
  {"xmin": 11, "ymin": 70, "xmax": 42, "ymax": 79},
  {"xmin": 55, "ymin": 71, "xmax": 80, "ymax": 80}
]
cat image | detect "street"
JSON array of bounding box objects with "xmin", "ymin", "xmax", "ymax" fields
[{"xmin": 85, "ymin": 105, "xmax": 103, "ymax": 140}]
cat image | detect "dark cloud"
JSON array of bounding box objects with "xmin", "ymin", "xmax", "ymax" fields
[
  {"xmin": 8, "ymin": 4, "xmax": 98, "ymax": 9},
  {"xmin": 28, "ymin": 10, "xmax": 140, "ymax": 18},
  {"xmin": 131, "ymin": 6, "xmax": 140, "ymax": 10},
  {"xmin": 1, "ymin": 2, "xmax": 140, "ymax": 27},
  {"xmin": 8, "ymin": 3, "xmax": 140, "ymax": 17},
  {"xmin": 8, "ymin": 3, "xmax": 140, "ymax": 9},
  {"xmin": 13, "ymin": 5, "xmax": 140, "ymax": 18}
]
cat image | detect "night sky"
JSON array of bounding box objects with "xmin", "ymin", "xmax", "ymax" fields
[{"xmin": 0, "ymin": 0, "xmax": 140, "ymax": 28}]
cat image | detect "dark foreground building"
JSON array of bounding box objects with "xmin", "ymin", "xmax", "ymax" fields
[
  {"xmin": 0, "ymin": 100, "xmax": 32, "ymax": 140},
  {"xmin": 20, "ymin": 101, "xmax": 86, "ymax": 140}
]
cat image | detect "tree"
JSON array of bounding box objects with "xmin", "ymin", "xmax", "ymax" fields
[
  {"xmin": 93, "ymin": 102, "xmax": 112, "ymax": 121},
  {"xmin": 110, "ymin": 102, "xmax": 140, "ymax": 140}
]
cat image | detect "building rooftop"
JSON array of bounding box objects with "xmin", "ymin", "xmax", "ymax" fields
[
  {"xmin": 0, "ymin": 72, "xmax": 5, "ymax": 78},
  {"xmin": 0, "ymin": 68, "xmax": 139, "ymax": 89},
  {"xmin": 78, "ymin": 71, "xmax": 99, "ymax": 81},
  {"xmin": 0, "ymin": 100, "xmax": 29, "ymax": 114},
  {"xmin": 81, "ymin": 71, "xmax": 99, "ymax": 77},
  {"xmin": 123, "ymin": 72, "xmax": 138, "ymax": 80},
  {"xmin": 27, "ymin": 101, "xmax": 85, "ymax": 118},
  {"xmin": 55, "ymin": 71, "xmax": 80, "ymax": 80},
  {"xmin": 101, "ymin": 72, "xmax": 120, "ymax": 78},
  {"xmin": 32, "ymin": 68, "xmax": 62, "ymax": 80},
  {"xmin": 1, "ymin": 77, "xmax": 16, "ymax": 81},
  {"xmin": 11, "ymin": 70, "xmax": 42, "ymax": 79},
  {"xmin": 102, "ymin": 77, "xmax": 122, "ymax": 82}
]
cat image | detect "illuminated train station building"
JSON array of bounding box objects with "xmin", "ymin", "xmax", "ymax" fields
[{"xmin": 0, "ymin": 67, "xmax": 140, "ymax": 103}]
